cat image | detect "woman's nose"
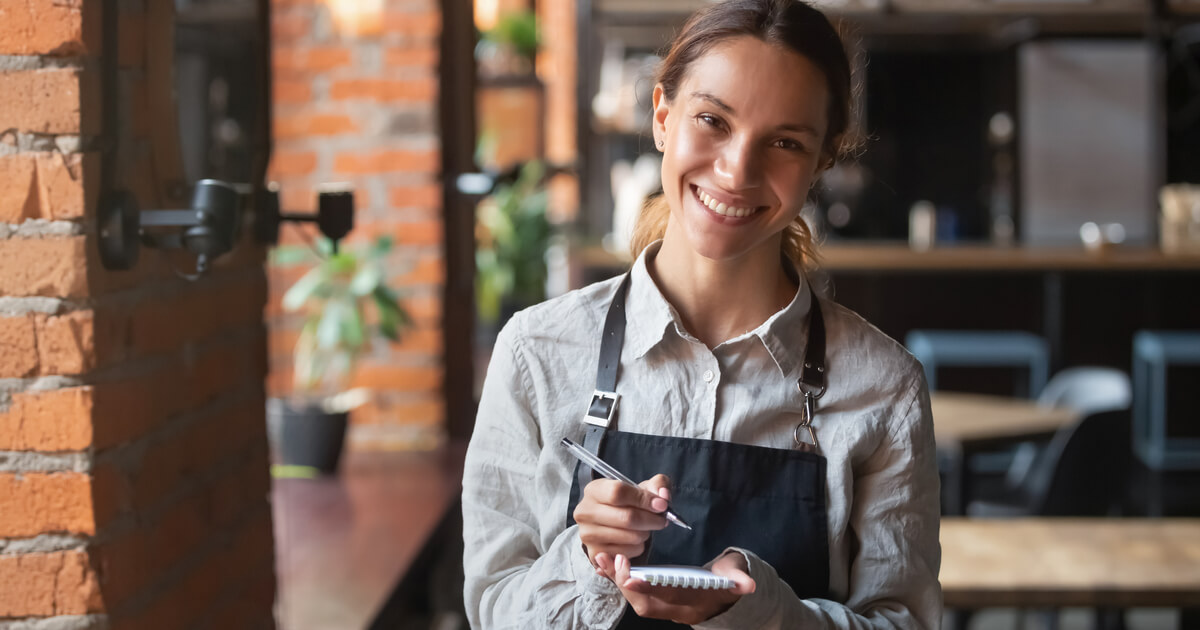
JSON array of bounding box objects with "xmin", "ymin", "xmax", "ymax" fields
[{"xmin": 714, "ymin": 137, "xmax": 760, "ymax": 190}]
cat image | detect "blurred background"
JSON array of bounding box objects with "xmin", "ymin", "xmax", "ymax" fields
[{"xmin": 0, "ymin": 0, "xmax": 1198, "ymax": 628}]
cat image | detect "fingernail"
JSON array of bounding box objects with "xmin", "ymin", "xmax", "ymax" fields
[
  {"xmin": 651, "ymin": 497, "xmax": 668, "ymax": 512},
  {"xmin": 658, "ymin": 487, "xmax": 670, "ymax": 501}
]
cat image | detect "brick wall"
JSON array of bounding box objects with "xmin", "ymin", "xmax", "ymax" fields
[
  {"xmin": 267, "ymin": 0, "xmax": 445, "ymax": 451},
  {"xmin": 0, "ymin": 1, "xmax": 274, "ymax": 629}
]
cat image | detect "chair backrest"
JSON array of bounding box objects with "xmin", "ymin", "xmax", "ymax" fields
[
  {"xmin": 1037, "ymin": 367, "xmax": 1132, "ymax": 415},
  {"xmin": 1027, "ymin": 409, "xmax": 1132, "ymax": 516}
]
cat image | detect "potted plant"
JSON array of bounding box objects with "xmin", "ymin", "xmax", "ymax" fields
[
  {"xmin": 475, "ymin": 9, "xmax": 540, "ymax": 78},
  {"xmin": 475, "ymin": 160, "xmax": 550, "ymax": 331},
  {"xmin": 270, "ymin": 235, "xmax": 410, "ymax": 476}
]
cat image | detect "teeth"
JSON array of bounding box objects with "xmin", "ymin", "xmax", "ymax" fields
[{"xmin": 697, "ymin": 188, "xmax": 753, "ymax": 217}]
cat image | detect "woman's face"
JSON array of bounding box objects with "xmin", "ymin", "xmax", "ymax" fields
[{"xmin": 652, "ymin": 35, "xmax": 831, "ymax": 264}]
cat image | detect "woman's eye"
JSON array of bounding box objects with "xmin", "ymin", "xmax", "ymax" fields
[
  {"xmin": 776, "ymin": 138, "xmax": 807, "ymax": 152},
  {"xmin": 697, "ymin": 114, "xmax": 723, "ymax": 129}
]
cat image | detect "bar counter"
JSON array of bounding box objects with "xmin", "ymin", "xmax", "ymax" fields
[{"xmin": 819, "ymin": 243, "xmax": 1200, "ymax": 271}]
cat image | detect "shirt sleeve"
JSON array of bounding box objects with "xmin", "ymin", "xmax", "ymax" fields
[
  {"xmin": 462, "ymin": 317, "xmax": 628, "ymax": 630},
  {"xmin": 695, "ymin": 374, "xmax": 943, "ymax": 630}
]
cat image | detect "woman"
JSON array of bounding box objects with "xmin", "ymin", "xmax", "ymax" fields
[{"xmin": 462, "ymin": 0, "xmax": 942, "ymax": 627}]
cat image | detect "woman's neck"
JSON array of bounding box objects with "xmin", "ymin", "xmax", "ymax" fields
[{"xmin": 648, "ymin": 232, "xmax": 797, "ymax": 349}]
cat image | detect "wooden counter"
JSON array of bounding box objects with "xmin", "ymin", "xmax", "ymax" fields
[
  {"xmin": 819, "ymin": 244, "xmax": 1200, "ymax": 272},
  {"xmin": 941, "ymin": 517, "xmax": 1200, "ymax": 608}
]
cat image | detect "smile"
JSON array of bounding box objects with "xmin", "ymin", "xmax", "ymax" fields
[{"xmin": 692, "ymin": 185, "xmax": 762, "ymax": 219}]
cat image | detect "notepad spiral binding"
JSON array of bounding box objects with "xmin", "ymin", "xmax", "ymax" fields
[{"xmin": 629, "ymin": 567, "xmax": 736, "ymax": 590}]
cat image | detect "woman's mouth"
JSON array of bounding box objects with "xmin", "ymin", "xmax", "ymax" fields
[{"xmin": 692, "ymin": 185, "xmax": 763, "ymax": 219}]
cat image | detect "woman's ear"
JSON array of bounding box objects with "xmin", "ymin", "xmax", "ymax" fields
[{"xmin": 652, "ymin": 84, "xmax": 670, "ymax": 149}]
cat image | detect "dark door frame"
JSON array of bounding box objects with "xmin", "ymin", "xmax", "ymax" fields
[{"xmin": 440, "ymin": 0, "xmax": 478, "ymax": 442}]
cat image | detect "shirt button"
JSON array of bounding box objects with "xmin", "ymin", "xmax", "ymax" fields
[{"xmin": 702, "ymin": 370, "xmax": 714, "ymax": 383}]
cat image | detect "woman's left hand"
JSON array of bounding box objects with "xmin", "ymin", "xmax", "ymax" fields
[{"xmin": 592, "ymin": 551, "xmax": 756, "ymax": 625}]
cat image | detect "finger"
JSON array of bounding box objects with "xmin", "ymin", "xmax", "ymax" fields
[
  {"xmin": 640, "ymin": 474, "xmax": 672, "ymax": 503},
  {"xmin": 588, "ymin": 478, "xmax": 668, "ymax": 513},
  {"xmin": 710, "ymin": 556, "xmax": 756, "ymax": 595},
  {"xmin": 594, "ymin": 552, "xmax": 614, "ymax": 581},
  {"xmin": 577, "ymin": 502, "xmax": 668, "ymax": 532},
  {"xmin": 614, "ymin": 553, "xmax": 633, "ymax": 588}
]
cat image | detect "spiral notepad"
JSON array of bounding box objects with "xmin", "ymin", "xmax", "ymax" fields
[{"xmin": 628, "ymin": 566, "xmax": 736, "ymax": 590}]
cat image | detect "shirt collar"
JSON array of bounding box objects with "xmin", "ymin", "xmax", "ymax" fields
[
  {"xmin": 625, "ymin": 242, "xmax": 678, "ymax": 360},
  {"xmin": 623, "ymin": 241, "xmax": 814, "ymax": 378}
]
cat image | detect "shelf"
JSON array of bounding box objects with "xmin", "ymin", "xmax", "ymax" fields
[
  {"xmin": 819, "ymin": 243, "xmax": 1200, "ymax": 271},
  {"xmin": 568, "ymin": 243, "xmax": 1200, "ymax": 278}
]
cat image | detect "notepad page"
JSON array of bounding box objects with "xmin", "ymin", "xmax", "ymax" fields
[{"xmin": 628, "ymin": 566, "xmax": 736, "ymax": 590}]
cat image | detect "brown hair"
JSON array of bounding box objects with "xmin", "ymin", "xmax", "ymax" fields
[{"xmin": 629, "ymin": 0, "xmax": 856, "ymax": 270}]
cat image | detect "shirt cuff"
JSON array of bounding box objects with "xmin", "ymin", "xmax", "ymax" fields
[
  {"xmin": 568, "ymin": 527, "xmax": 627, "ymax": 628},
  {"xmin": 693, "ymin": 547, "xmax": 780, "ymax": 630}
]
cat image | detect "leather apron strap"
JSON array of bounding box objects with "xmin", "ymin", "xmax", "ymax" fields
[{"xmin": 577, "ymin": 273, "xmax": 633, "ymax": 494}]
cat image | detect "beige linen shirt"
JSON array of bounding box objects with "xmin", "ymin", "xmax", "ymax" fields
[{"xmin": 462, "ymin": 245, "xmax": 942, "ymax": 629}]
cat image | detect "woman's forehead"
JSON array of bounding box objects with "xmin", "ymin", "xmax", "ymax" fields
[{"xmin": 678, "ymin": 36, "xmax": 829, "ymax": 131}]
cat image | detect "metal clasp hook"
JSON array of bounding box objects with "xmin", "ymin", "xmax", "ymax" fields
[{"xmin": 793, "ymin": 389, "xmax": 820, "ymax": 452}]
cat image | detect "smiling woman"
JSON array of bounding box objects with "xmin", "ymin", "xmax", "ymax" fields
[{"xmin": 462, "ymin": 1, "xmax": 942, "ymax": 628}]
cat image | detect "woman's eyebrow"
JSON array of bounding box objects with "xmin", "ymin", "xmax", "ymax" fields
[
  {"xmin": 691, "ymin": 91, "xmax": 820, "ymax": 138},
  {"xmin": 691, "ymin": 91, "xmax": 734, "ymax": 114}
]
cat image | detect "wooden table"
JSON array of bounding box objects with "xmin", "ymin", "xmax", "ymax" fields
[
  {"xmin": 941, "ymin": 517, "xmax": 1200, "ymax": 609},
  {"xmin": 272, "ymin": 444, "xmax": 467, "ymax": 630},
  {"xmin": 931, "ymin": 392, "xmax": 1081, "ymax": 515}
]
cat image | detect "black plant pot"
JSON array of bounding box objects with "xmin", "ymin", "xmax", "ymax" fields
[{"xmin": 274, "ymin": 400, "xmax": 348, "ymax": 475}]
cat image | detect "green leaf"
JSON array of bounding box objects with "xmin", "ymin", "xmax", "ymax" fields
[
  {"xmin": 283, "ymin": 267, "xmax": 328, "ymax": 311},
  {"xmin": 349, "ymin": 263, "xmax": 383, "ymax": 296},
  {"xmin": 371, "ymin": 235, "xmax": 394, "ymax": 258},
  {"xmin": 316, "ymin": 299, "xmax": 349, "ymax": 349},
  {"xmin": 342, "ymin": 301, "xmax": 366, "ymax": 349}
]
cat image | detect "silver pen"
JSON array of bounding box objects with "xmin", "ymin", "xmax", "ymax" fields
[{"xmin": 560, "ymin": 437, "xmax": 693, "ymax": 530}]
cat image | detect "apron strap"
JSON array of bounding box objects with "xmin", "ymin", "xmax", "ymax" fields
[
  {"xmin": 799, "ymin": 292, "xmax": 827, "ymax": 397},
  {"xmin": 578, "ymin": 273, "xmax": 632, "ymax": 493},
  {"xmin": 578, "ymin": 272, "xmax": 826, "ymax": 493}
]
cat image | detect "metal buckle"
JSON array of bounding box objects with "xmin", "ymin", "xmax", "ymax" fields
[
  {"xmin": 793, "ymin": 390, "xmax": 821, "ymax": 452},
  {"xmin": 583, "ymin": 390, "xmax": 619, "ymax": 428}
]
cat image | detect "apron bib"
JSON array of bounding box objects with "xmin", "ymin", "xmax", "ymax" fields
[{"xmin": 565, "ymin": 274, "xmax": 832, "ymax": 628}]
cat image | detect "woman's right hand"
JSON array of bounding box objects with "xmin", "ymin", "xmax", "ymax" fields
[{"xmin": 573, "ymin": 474, "xmax": 672, "ymax": 567}]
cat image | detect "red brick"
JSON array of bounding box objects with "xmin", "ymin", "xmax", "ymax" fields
[
  {"xmin": 272, "ymin": 45, "xmax": 353, "ymax": 74},
  {"xmin": 387, "ymin": 183, "xmax": 442, "ymax": 209},
  {"xmin": 329, "ymin": 78, "xmax": 436, "ymax": 103},
  {"xmin": 0, "ymin": 153, "xmax": 97, "ymax": 223},
  {"xmin": 273, "ymin": 78, "xmax": 312, "ymax": 104},
  {"xmin": 0, "ymin": 316, "xmax": 39, "ymax": 378},
  {"xmin": 0, "ymin": 473, "xmax": 95, "ymax": 537},
  {"xmin": 385, "ymin": 45, "xmax": 439, "ymax": 69},
  {"xmin": 350, "ymin": 363, "xmax": 442, "ymax": 391},
  {"xmin": 394, "ymin": 255, "xmax": 445, "ymax": 286},
  {"xmin": 333, "ymin": 149, "xmax": 439, "ymax": 175},
  {"xmin": 273, "ymin": 112, "xmax": 358, "ymax": 139},
  {"xmin": 35, "ymin": 310, "xmax": 96, "ymax": 376},
  {"xmin": 382, "ymin": 11, "xmax": 441, "ymax": 39},
  {"xmin": 268, "ymin": 150, "xmax": 318, "ymax": 177},
  {"xmin": 0, "ymin": 0, "xmax": 88, "ymax": 56},
  {"xmin": 391, "ymin": 326, "xmax": 443, "ymax": 355},
  {"xmin": 271, "ymin": 11, "xmax": 311, "ymax": 42},
  {"xmin": 0, "ymin": 236, "xmax": 89, "ymax": 298},
  {"xmin": 0, "ymin": 387, "xmax": 94, "ymax": 451},
  {"xmin": 0, "ymin": 68, "xmax": 96, "ymax": 134},
  {"xmin": 403, "ymin": 293, "xmax": 442, "ymax": 326},
  {"xmin": 0, "ymin": 551, "xmax": 102, "ymax": 617}
]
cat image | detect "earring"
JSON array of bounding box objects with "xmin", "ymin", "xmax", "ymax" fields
[{"xmin": 656, "ymin": 139, "xmax": 664, "ymax": 149}]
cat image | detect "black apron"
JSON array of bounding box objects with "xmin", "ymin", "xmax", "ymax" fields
[{"xmin": 565, "ymin": 274, "xmax": 832, "ymax": 629}]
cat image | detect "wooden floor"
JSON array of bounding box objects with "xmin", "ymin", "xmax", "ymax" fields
[{"xmin": 272, "ymin": 445, "xmax": 466, "ymax": 630}]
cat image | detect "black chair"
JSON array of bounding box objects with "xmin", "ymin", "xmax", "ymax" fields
[
  {"xmin": 961, "ymin": 410, "xmax": 1132, "ymax": 630},
  {"xmin": 968, "ymin": 409, "xmax": 1131, "ymax": 518}
]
